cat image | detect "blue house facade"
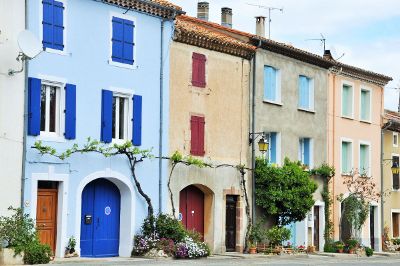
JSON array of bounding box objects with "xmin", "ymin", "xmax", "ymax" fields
[{"xmin": 23, "ymin": 0, "xmax": 181, "ymax": 258}]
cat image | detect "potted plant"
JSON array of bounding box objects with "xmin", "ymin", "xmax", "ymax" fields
[
  {"xmin": 248, "ymin": 222, "xmax": 265, "ymax": 254},
  {"xmin": 346, "ymin": 239, "xmax": 359, "ymax": 254},
  {"xmin": 307, "ymin": 245, "xmax": 316, "ymax": 253},
  {"xmin": 334, "ymin": 241, "xmax": 344, "ymax": 253},
  {"xmin": 266, "ymin": 226, "xmax": 291, "ymax": 254},
  {"xmin": 65, "ymin": 236, "xmax": 77, "ymax": 257}
]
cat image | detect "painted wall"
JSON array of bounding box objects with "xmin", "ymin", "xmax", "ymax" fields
[
  {"xmin": 24, "ymin": 0, "xmax": 172, "ymax": 257},
  {"xmin": 327, "ymin": 73, "xmax": 383, "ymax": 250},
  {"xmin": 0, "ymin": 0, "xmax": 25, "ymax": 216},
  {"xmin": 169, "ymin": 41, "xmax": 251, "ymax": 253},
  {"xmin": 382, "ymin": 129, "xmax": 400, "ymax": 238}
]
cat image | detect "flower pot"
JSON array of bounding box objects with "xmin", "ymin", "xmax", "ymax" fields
[
  {"xmin": 337, "ymin": 248, "xmax": 344, "ymax": 253},
  {"xmin": 307, "ymin": 246, "xmax": 316, "ymax": 253},
  {"xmin": 348, "ymin": 248, "xmax": 355, "ymax": 254},
  {"xmin": 249, "ymin": 247, "xmax": 257, "ymax": 254}
]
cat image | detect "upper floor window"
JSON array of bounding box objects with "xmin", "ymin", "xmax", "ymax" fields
[
  {"xmin": 341, "ymin": 140, "xmax": 353, "ymax": 174},
  {"xmin": 299, "ymin": 137, "xmax": 312, "ymax": 168},
  {"xmin": 190, "ymin": 115, "xmax": 205, "ymax": 156},
  {"xmin": 342, "ymin": 84, "xmax": 354, "ymax": 118},
  {"xmin": 111, "ymin": 16, "xmax": 135, "ymax": 65},
  {"xmin": 42, "ymin": 0, "xmax": 65, "ymax": 51},
  {"xmin": 40, "ymin": 84, "xmax": 61, "ymax": 135},
  {"xmin": 268, "ymin": 132, "xmax": 280, "ymax": 165},
  {"xmin": 394, "ymin": 133, "xmax": 398, "ymax": 147},
  {"xmin": 298, "ymin": 75, "xmax": 314, "ymax": 111},
  {"xmin": 112, "ymin": 95, "xmax": 129, "ymax": 141},
  {"xmin": 264, "ymin": 66, "xmax": 281, "ymax": 103},
  {"xmin": 359, "ymin": 143, "xmax": 370, "ymax": 176},
  {"xmin": 393, "ymin": 156, "xmax": 400, "ymax": 190},
  {"xmin": 360, "ymin": 89, "xmax": 371, "ymax": 122},
  {"xmin": 192, "ymin": 53, "xmax": 206, "ymax": 88}
]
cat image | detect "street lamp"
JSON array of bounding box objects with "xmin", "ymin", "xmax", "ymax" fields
[
  {"xmin": 257, "ymin": 136, "xmax": 269, "ymax": 154},
  {"xmin": 391, "ymin": 161, "xmax": 399, "ymax": 175},
  {"xmin": 249, "ymin": 132, "xmax": 269, "ymax": 154}
]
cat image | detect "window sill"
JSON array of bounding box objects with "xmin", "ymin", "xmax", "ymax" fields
[
  {"xmin": 341, "ymin": 173, "xmax": 353, "ymax": 176},
  {"xmin": 298, "ymin": 108, "xmax": 315, "ymax": 114},
  {"xmin": 45, "ymin": 48, "xmax": 70, "ymax": 56},
  {"xmin": 360, "ymin": 119, "xmax": 372, "ymax": 124},
  {"xmin": 341, "ymin": 115, "xmax": 354, "ymax": 121},
  {"xmin": 37, "ymin": 134, "xmax": 66, "ymax": 143},
  {"xmin": 112, "ymin": 138, "xmax": 130, "ymax": 145},
  {"xmin": 392, "ymin": 189, "xmax": 400, "ymax": 192},
  {"xmin": 263, "ymin": 100, "xmax": 282, "ymax": 106},
  {"xmin": 108, "ymin": 60, "xmax": 137, "ymax": 70}
]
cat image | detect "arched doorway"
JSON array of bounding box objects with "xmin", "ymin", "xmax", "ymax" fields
[
  {"xmin": 179, "ymin": 185, "xmax": 204, "ymax": 236},
  {"xmin": 80, "ymin": 179, "xmax": 121, "ymax": 257}
]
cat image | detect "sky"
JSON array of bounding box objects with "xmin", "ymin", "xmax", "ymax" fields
[{"xmin": 170, "ymin": 0, "xmax": 400, "ymax": 111}]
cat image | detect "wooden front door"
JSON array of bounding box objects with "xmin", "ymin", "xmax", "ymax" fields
[
  {"xmin": 313, "ymin": 206, "xmax": 320, "ymax": 251},
  {"xmin": 36, "ymin": 189, "xmax": 58, "ymax": 253},
  {"xmin": 393, "ymin": 213, "xmax": 400, "ymax": 238},
  {"xmin": 370, "ymin": 206, "xmax": 375, "ymax": 250},
  {"xmin": 225, "ymin": 196, "xmax": 237, "ymax": 252},
  {"xmin": 179, "ymin": 185, "xmax": 204, "ymax": 237}
]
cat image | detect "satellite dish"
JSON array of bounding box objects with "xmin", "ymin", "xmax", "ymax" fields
[{"xmin": 17, "ymin": 30, "xmax": 42, "ymax": 59}]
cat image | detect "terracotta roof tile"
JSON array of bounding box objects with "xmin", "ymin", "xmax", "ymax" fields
[{"xmin": 102, "ymin": 0, "xmax": 183, "ymax": 18}]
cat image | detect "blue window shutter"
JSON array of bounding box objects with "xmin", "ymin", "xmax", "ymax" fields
[
  {"xmin": 42, "ymin": 0, "xmax": 54, "ymax": 49},
  {"xmin": 53, "ymin": 0, "xmax": 64, "ymax": 50},
  {"xmin": 264, "ymin": 66, "xmax": 276, "ymax": 101},
  {"xmin": 299, "ymin": 76, "xmax": 309, "ymax": 109},
  {"xmin": 270, "ymin": 133, "xmax": 277, "ymax": 164},
  {"xmin": 28, "ymin": 78, "xmax": 42, "ymax": 136},
  {"xmin": 112, "ymin": 17, "xmax": 124, "ymax": 63},
  {"xmin": 101, "ymin": 90, "xmax": 113, "ymax": 143},
  {"xmin": 132, "ymin": 95, "xmax": 142, "ymax": 146},
  {"xmin": 304, "ymin": 138, "xmax": 310, "ymax": 166},
  {"xmin": 65, "ymin": 83, "xmax": 76, "ymax": 139},
  {"xmin": 123, "ymin": 20, "xmax": 134, "ymax": 65}
]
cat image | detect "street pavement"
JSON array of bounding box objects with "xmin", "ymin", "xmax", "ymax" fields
[{"xmin": 46, "ymin": 254, "xmax": 400, "ymax": 266}]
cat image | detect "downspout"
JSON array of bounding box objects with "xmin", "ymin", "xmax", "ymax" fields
[
  {"xmin": 251, "ymin": 40, "xmax": 262, "ymax": 224},
  {"xmin": 381, "ymin": 119, "xmax": 392, "ymax": 250},
  {"xmin": 158, "ymin": 18, "xmax": 165, "ymax": 214},
  {"xmin": 21, "ymin": 0, "xmax": 29, "ymax": 211}
]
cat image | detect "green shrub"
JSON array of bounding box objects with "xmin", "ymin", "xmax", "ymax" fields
[
  {"xmin": 365, "ymin": 247, "xmax": 373, "ymax": 257},
  {"xmin": 334, "ymin": 241, "xmax": 344, "ymax": 250},
  {"xmin": 393, "ymin": 238, "xmax": 400, "ymax": 245},
  {"xmin": 23, "ymin": 240, "xmax": 52, "ymax": 265},
  {"xmin": 346, "ymin": 238, "xmax": 359, "ymax": 249},
  {"xmin": 249, "ymin": 221, "xmax": 266, "ymax": 245},
  {"xmin": 323, "ymin": 241, "xmax": 336, "ymax": 253},
  {"xmin": 155, "ymin": 214, "xmax": 187, "ymax": 243},
  {"xmin": 266, "ymin": 226, "xmax": 291, "ymax": 246}
]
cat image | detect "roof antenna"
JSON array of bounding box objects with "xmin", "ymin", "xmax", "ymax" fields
[
  {"xmin": 247, "ymin": 3, "xmax": 283, "ymax": 39},
  {"xmin": 305, "ymin": 33, "xmax": 327, "ymax": 51}
]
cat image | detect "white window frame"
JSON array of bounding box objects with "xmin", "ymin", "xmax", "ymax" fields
[
  {"xmin": 391, "ymin": 209, "xmax": 400, "ymax": 238},
  {"xmin": 267, "ymin": 132, "xmax": 281, "ymax": 165},
  {"xmin": 340, "ymin": 138, "xmax": 353, "ymax": 175},
  {"xmin": 298, "ymin": 137, "xmax": 313, "ymax": 168},
  {"xmin": 298, "ymin": 75, "xmax": 315, "ymax": 112},
  {"xmin": 109, "ymin": 87, "xmax": 133, "ymax": 144},
  {"xmin": 359, "ymin": 87, "xmax": 372, "ymax": 123},
  {"xmin": 108, "ymin": 12, "xmax": 137, "ymax": 70},
  {"xmin": 263, "ymin": 66, "xmax": 282, "ymax": 105},
  {"xmin": 39, "ymin": 0, "xmax": 69, "ymax": 56},
  {"xmin": 358, "ymin": 140, "xmax": 371, "ymax": 177},
  {"xmin": 341, "ymin": 81, "xmax": 355, "ymax": 119},
  {"xmin": 393, "ymin": 132, "xmax": 398, "ymax": 148},
  {"xmin": 392, "ymin": 153, "xmax": 400, "ymax": 191}
]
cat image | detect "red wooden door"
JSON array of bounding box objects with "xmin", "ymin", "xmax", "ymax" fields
[
  {"xmin": 36, "ymin": 189, "xmax": 58, "ymax": 253},
  {"xmin": 179, "ymin": 185, "xmax": 204, "ymax": 236}
]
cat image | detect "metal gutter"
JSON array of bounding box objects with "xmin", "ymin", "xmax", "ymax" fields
[{"xmin": 158, "ymin": 18, "xmax": 165, "ymax": 214}]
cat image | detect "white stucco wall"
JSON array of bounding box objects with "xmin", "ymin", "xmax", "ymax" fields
[{"xmin": 0, "ymin": 0, "xmax": 25, "ymax": 216}]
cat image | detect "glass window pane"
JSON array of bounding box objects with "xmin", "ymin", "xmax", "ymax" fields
[
  {"xmin": 119, "ymin": 98, "xmax": 125, "ymax": 139},
  {"xmin": 40, "ymin": 86, "xmax": 47, "ymax": 132},
  {"xmin": 342, "ymin": 142, "xmax": 349, "ymax": 173},
  {"xmin": 112, "ymin": 97, "xmax": 116, "ymax": 139},
  {"xmin": 49, "ymin": 86, "xmax": 57, "ymax": 132}
]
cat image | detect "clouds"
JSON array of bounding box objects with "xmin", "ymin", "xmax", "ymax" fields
[{"xmin": 170, "ymin": 0, "xmax": 400, "ymax": 110}]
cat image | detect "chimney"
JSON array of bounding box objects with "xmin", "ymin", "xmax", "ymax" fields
[
  {"xmin": 221, "ymin": 7, "xmax": 232, "ymax": 28},
  {"xmin": 197, "ymin": 2, "xmax": 209, "ymax": 21},
  {"xmin": 323, "ymin": 50, "xmax": 334, "ymax": 60},
  {"xmin": 255, "ymin": 16, "xmax": 266, "ymax": 37}
]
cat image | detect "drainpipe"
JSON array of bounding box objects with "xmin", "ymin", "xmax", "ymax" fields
[
  {"xmin": 21, "ymin": 0, "xmax": 29, "ymax": 211},
  {"xmin": 251, "ymin": 40, "xmax": 262, "ymax": 224},
  {"xmin": 381, "ymin": 120, "xmax": 391, "ymax": 249},
  {"xmin": 158, "ymin": 18, "xmax": 165, "ymax": 214}
]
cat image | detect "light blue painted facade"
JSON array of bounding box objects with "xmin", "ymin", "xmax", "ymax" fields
[{"xmin": 24, "ymin": 0, "xmax": 174, "ymax": 257}]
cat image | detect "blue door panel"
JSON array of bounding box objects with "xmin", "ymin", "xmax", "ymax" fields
[{"xmin": 80, "ymin": 179, "xmax": 120, "ymax": 257}]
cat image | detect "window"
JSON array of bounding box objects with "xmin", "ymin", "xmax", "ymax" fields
[
  {"xmin": 111, "ymin": 16, "xmax": 135, "ymax": 65},
  {"xmin": 394, "ymin": 133, "xmax": 398, "ymax": 147},
  {"xmin": 393, "ymin": 156, "xmax": 400, "ymax": 190},
  {"xmin": 359, "ymin": 143, "xmax": 370, "ymax": 176},
  {"xmin": 393, "ymin": 212, "xmax": 400, "ymax": 238},
  {"xmin": 40, "ymin": 84, "xmax": 61, "ymax": 134},
  {"xmin": 268, "ymin": 132, "xmax": 280, "ymax": 164},
  {"xmin": 299, "ymin": 138, "xmax": 312, "ymax": 168},
  {"xmin": 360, "ymin": 89, "xmax": 371, "ymax": 121},
  {"xmin": 264, "ymin": 66, "xmax": 280, "ymax": 103},
  {"xmin": 341, "ymin": 141, "xmax": 353, "ymax": 174},
  {"xmin": 192, "ymin": 53, "xmax": 206, "ymax": 88},
  {"xmin": 298, "ymin": 75, "xmax": 314, "ymax": 110},
  {"xmin": 342, "ymin": 84, "xmax": 353, "ymax": 118},
  {"xmin": 112, "ymin": 95, "xmax": 129, "ymax": 141},
  {"xmin": 42, "ymin": 0, "xmax": 65, "ymax": 51},
  {"xmin": 190, "ymin": 115, "xmax": 205, "ymax": 156}
]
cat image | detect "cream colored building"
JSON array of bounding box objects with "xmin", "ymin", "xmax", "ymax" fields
[
  {"xmin": 169, "ymin": 13, "xmax": 255, "ymax": 253},
  {"xmin": 327, "ymin": 58, "xmax": 392, "ymax": 250},
  {"xmin": 382, "ymin": 110, "xmax": 400, "ymax": 241},
  {"xmin": 0, "ymin": 0, "xmax": 25, "ymax": 216}
]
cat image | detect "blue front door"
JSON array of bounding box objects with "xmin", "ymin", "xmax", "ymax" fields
[{"xmin": 80, "ymin": 179, "xmax": 121, "ymax": 257}]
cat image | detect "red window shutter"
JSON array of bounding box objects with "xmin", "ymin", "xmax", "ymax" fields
[
  {"xmin": 198, "ymin": 116, "xmax": 205, "ymax": 156},
  {"xmin": 190, "ymin": 116, "xmax": 199, "ymax": 155},
  {"xmin": 192, "ymin": 53, "xmax": 206, "ymax": 88}
]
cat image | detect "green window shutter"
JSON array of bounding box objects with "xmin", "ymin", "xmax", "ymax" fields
[
  {"xmin": 342, "ymin": 85, "xmax": 352, "ymax": 117},
  {"xmin": 342, "ymin": 142, "xmax": 351, "ymax": 173},
  {"xmin": 361, "ymin": 90, "xmax": 370, "ymax": 121},
  {"xmin": 360, "ymin": 144, "xmax": 369, "ymax": 175}
]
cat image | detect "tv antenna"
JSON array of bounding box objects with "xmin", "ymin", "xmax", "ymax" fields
[
  {"xmin": 8, "ymin": 30, "xmax": 42, "ymax": 76},
  {"xmin": 305, "ymin": 33, "xmax": 326, "ymax": 51},
  {"xmin": 247, "ymin": 3, "xmax": 283, "ymax": 39},
  {"xmin": 387, "ymin": 84, "xmax": 400, "ymax": 113}
]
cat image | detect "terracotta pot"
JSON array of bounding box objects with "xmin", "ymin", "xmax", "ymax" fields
[
  {"xmin": 348, "ymin": 248, "xmax": 355, "ymax": 254},
  {"xmin": 338, "ymin": 248, "xmax": 344, "ymax": 253},
  {"xmin": 249, "ymin": 247, "xmax": 257, "ymax": 254},
  {"xmin": 307, "ymin": 246, "xmax": 316, "ymax": 253}
]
